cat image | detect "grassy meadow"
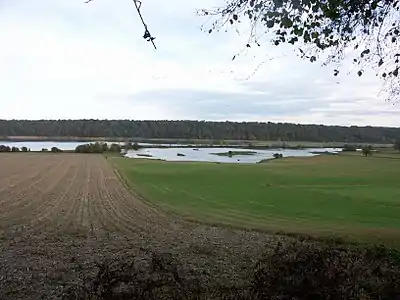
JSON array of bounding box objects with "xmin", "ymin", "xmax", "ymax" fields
[{"xmin": 112, "ymin": 153, "xmax": 400, "ymax": 245}]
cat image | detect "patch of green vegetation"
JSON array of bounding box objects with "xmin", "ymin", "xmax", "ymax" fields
[
  {"xmin": 212, "ymin": 150, "xmax": 257, "ymax": 156},
  {"xmin": 112, "ymin": 155, "xmax": 400, "ymax": 246}
]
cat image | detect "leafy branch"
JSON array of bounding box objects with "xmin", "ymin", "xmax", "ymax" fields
[{"xmin": 199, "ymin": 0, "xmax": 400, "ymax": 101}]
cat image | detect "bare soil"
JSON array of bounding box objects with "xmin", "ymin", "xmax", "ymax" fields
[{"xmin": 0, "ymin": 154, "xmax": 283, "ymax": 299}]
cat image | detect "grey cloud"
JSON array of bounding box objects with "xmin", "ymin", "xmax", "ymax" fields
[{"xmin": 125, "ymin": 88, "xmax": 332, "ymax": 120}]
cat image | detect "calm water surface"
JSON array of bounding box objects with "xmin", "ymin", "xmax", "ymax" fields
[
  {"xmin": 125, "ymin": 147, "xmax": 341, "ymax": 164},
  {"xmin": 0, "ymin": 141, "xmax": 341, "ymax": 164}
]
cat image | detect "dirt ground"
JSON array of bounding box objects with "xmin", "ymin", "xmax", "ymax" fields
[{"xmin": 0, "ymin": 153, "xmax": 286, "ymax": 299}]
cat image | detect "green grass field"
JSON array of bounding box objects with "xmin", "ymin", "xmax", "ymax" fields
[{"xmin": 111, "ymin": 154, "xmax": 400, "ymax": 245}]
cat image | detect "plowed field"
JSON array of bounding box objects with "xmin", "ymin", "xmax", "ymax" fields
[
  {"xmin": 0, "ymin": 153, "xmax": 280, "ymax": 299},
  {"xmin": 0, "ymin": 153, "xmax": 170, "ymax": 235}
]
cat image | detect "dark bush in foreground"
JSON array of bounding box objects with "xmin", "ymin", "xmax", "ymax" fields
[
  {"xmin": 61, "ymin": 241, "xmax": 400, "ymax": 300},
  {"xmin": 252, "ymin": 241, "xmax": 400, "ymax": 299}
]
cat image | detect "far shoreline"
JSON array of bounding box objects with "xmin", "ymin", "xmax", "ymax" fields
[{"xmin": 0, "ymin": 136, "xmax": 394, "ymax": 149}]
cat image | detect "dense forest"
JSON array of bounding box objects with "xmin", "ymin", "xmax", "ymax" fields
[{"xmin": 0, "ymin": 120, "xmax": 399, "ymax": 143}]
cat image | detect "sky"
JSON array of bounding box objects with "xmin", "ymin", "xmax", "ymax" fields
[{"xmin": 0, "ymin": 0, "xmax": 399, "ymax": 126}]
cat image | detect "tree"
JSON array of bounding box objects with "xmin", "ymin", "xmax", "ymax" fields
[
  {"xmin": 109, "ymin": 143, "xmax": 122, "ymax": 153},
  {"xmin": 201, "ymin": 0, "xmax": 400, "ymax": 100},
  {"xmin": 21, "ymin": 146, "xmax": 28, "ymax": 152},
  {"xmin": 11, "ymin": 147, "xmax": 20, "ymax": 152},
  {"xmin": 101, "ymin": 142, "xmax": 109, "ymax": 153},
  {"xmin": 41, "ymin": 148, "xmax": 48, "ymax": 152},
  {"xmin": 362, "ymin": 145, "xmax": 373, "ymax": 156},
  {"xmin": 273, "ymin": 153, "xmax": 283, "ymax": 159},
  {"xmin": 131, "ymin": 142, "xmax": 141, "ymax": 151},
  {"xmin": 394, "ymin": 139, "xmax": 400, "ymax": 152},
  {"xmin": 0, "ymin": 145, "xmax": 11, "ymax": 152},
  {"xmin": 51, "ymin": 147, "xmax": 63, "ymax": 153},
  {"xmin": 0, "ymin": 120, "xmax": 400, "ymax": 143},
  {"xmin": 342, "ymin": 144, "xmax": 357, "ymax": 152}
]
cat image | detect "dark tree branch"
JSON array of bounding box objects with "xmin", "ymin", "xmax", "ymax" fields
[{"xmin": 85, "ymin": 0, "xmax": 157, "ymax": 49}]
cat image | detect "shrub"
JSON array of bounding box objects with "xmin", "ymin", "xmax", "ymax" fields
[
  {"xmin": 61, "ymin": 242, "xmax": 400, "ymax": 300},
  {"xmin": 362, "ymin": 145, "xmax": 373, "ymax": 156},
  {"xmin": 342, "ymin": 144, "xmax": 358, "ymax": 151},
  {"xmin": 0, "ymin": 145, "xmax": 11, "ymax": 152}
]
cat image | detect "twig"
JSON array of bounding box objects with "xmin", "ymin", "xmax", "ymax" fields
[
  {"xmin": 132, "ymin": 0, "xmax": 157, "ymax": 49},
  {"xmin": 84, "ymin": 0, "xmax": 157, "ymax": 49}
]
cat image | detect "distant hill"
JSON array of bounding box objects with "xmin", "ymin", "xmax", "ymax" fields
[{"xmin": 0, "ymin": 119, "xmax": 399, "ymax": 143}]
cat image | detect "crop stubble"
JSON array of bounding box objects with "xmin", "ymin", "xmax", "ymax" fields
[{"xmin": 0, "ymin": 153, "xmax": 169, "ymax": 235}]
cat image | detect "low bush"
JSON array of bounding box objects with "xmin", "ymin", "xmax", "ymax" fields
[{"xmin": 61, "ymin": 240, "xmax": 400, "ymax": 300}]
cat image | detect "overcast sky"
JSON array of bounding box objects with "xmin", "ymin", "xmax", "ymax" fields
[{"xmin": 0, "ymin": 0, "xmax": 399, "ymax": 126}]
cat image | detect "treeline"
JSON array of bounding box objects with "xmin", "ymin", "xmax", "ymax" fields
[
  {"xmin": 0, "ymin": 145, "xmax": 29, "ymax": 152},
  {"xmin": 1, "ymin": 120, "xmax": 400, "ymax": 143},
  {"xmin": 0, "ymin": 145, "xmax": 62, "ymax": 152},
  {"xmin": 75, "ymin": 142, "xmax": 121, "ymax": 153}
]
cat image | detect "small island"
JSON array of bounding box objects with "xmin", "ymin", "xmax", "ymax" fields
[{"xmin": 212, "ymin": 150, "xmax": 257, "ymax": 157}]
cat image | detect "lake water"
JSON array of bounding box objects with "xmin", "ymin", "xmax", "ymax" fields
[
  {"xmin": 0, "ymin": 141, "xmax": 91, "ymax": 151},
  {"xmin": 0, "ymin": 141, "xmax": 341, "ymax": 164},
  {"xmin": 125, "ymin": 147, "xmax": 342, "ymax": 164}
]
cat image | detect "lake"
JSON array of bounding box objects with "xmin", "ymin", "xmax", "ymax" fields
[
  {"xmin": 0, "ymin": 141, "xmax": 92, "ymax": 151},
  {"xmin": 0, "ymin": 141, "xmax": 341, "ymax": 163},
  {"xmin": 125, "ymin": 147, "xmax": 341, "ymax": 164}
]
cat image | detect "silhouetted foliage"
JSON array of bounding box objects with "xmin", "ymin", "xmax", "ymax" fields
[
  {"xmin": 1, "ymin": 120, "xmax": 400, "ymax": 143},
  {"xmin": 41, "ymin": 148, "xmax": 48, "ymax": 152},
  {"xmin": 51, "ymin": 147, "xmax": 63, "ymax": 153},
  {"xmin": 273, "ymin": 153, "xmax": 283, "ymax": 159},
  {"xmin": 11, "ymin": 146, "xmax": 20, "ymax": 152},
  {"xmin": 21, "ymin": 146, "xmax": 28, "ymax": 152},
  {"xmin": 201, "ymin": 0, "xmax": 400, "ymax": 101}
]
